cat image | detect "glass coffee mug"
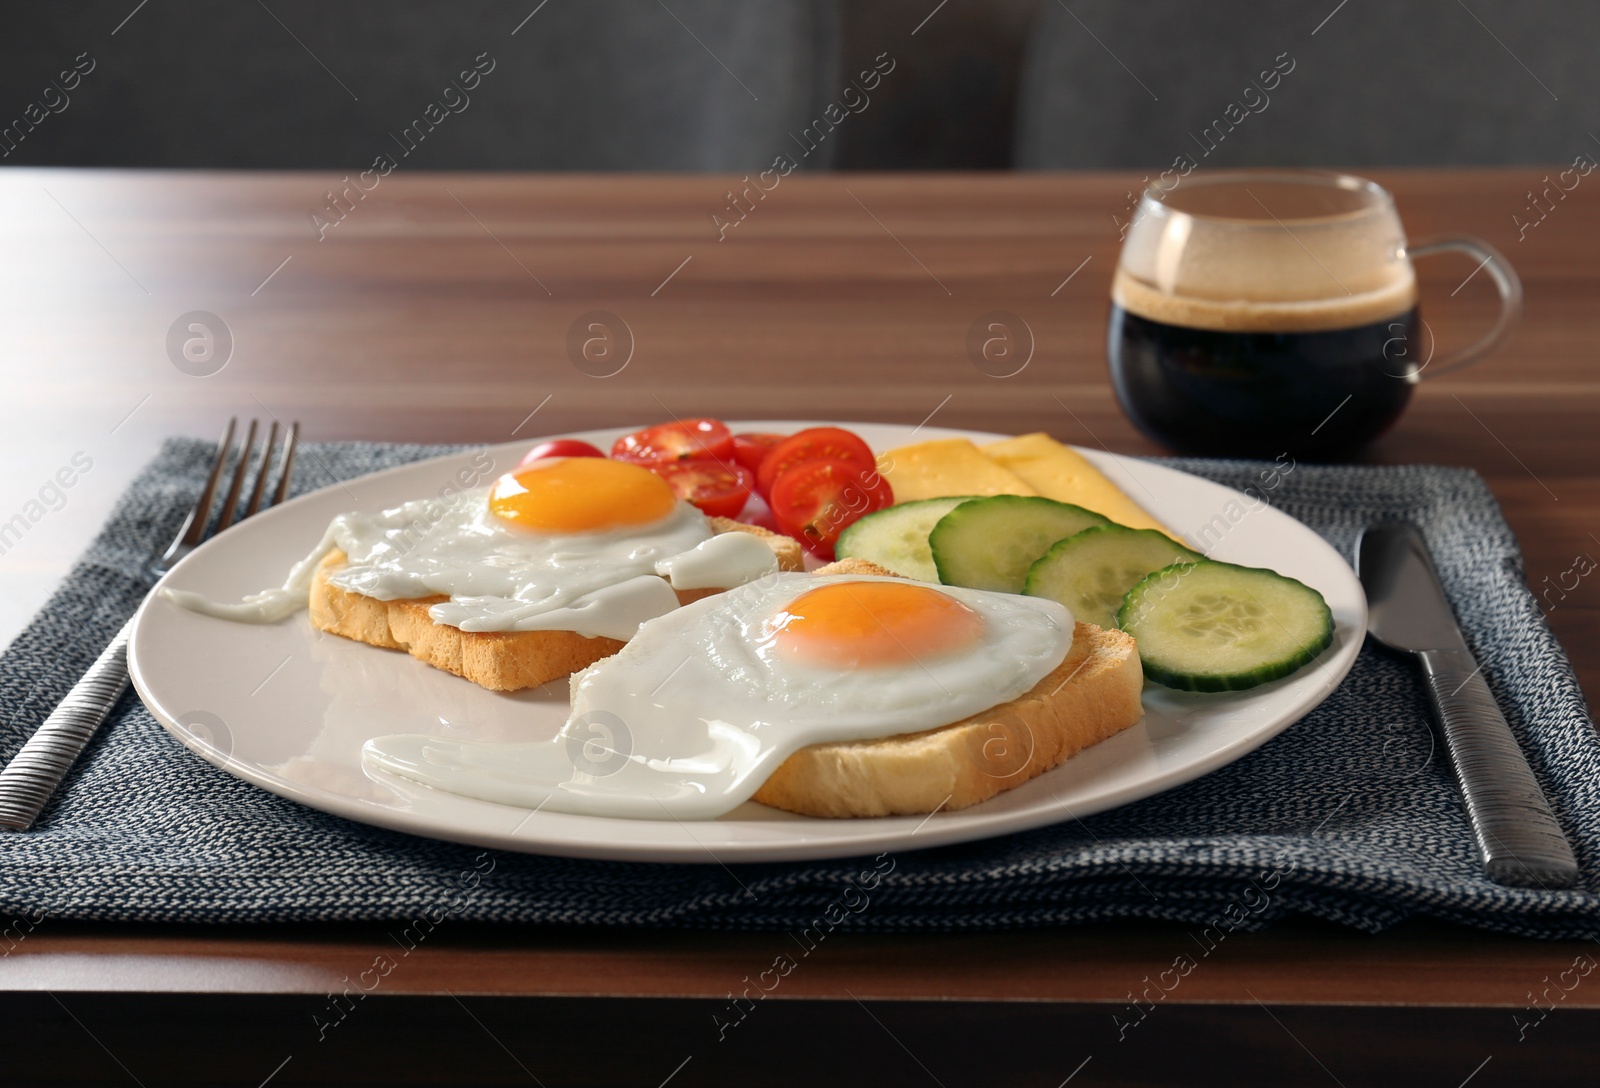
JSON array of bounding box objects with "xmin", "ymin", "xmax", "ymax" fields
[{"xmin": 1107, "ymin": 170, "xmax": 1521, "ymax": 459}]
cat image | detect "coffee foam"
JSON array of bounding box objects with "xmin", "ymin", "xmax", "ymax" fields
[{"xmin": 1113, "ymin": 267, "xmax": 1417, "ymax": 333}]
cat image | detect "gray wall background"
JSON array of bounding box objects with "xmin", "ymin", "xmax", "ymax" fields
[
  {"xmin": 1017, "ymin": 0, "xmax": 1600, "ymax": 168},
  {"xmin": 0, "ymin": 0, "xmax": 841, "ymax": 170},
  {"xmin": 0, "ymin": 1, "xmax": 1591, "ymax": 170}
]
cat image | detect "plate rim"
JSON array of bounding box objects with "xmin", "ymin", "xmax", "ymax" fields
[{"xmin": 128, "ymin": 420, "xmax": 1366, "ymax": 863}]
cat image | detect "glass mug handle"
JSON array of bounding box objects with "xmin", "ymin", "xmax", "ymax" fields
[{"xmin": 1404, "ymin": 235, "xmax": 1523, "ymax": 377}]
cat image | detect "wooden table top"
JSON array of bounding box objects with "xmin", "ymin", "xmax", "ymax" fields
[{"xmin": 2, "ymin": 168, "xmax": 1597, "ymax": 1084}]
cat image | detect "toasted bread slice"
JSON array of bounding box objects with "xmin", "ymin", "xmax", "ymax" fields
[
  {"xmin": 309, "ymin": 517, "xmax": 802, "ymax": 692},
  {"xmin": 751, "ymin": 558, "xmax": 1145, "ymax": 817}
]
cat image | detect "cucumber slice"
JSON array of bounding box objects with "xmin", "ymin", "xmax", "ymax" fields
[
  {"xmin": 1024, "ymin": 525, "xmax": 1203, "ymax": 629},
  {"xmin": 929, "ymin": 495, "xmax": 1110, "ymax": 593},
  {"xmin": 834, "ymin": 497, "xmax": 979, "ymax": 581},
  {"xmin": 1118, "ymin": 560, "xmax": 1334, "ymax": 692}
]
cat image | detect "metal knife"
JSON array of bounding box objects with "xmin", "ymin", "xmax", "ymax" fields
[{"xmin": 1356, "ymin": 521, "xmax": 1577, "ymax": 889}]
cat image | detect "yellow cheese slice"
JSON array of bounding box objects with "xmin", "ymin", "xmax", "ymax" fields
[
  {"xmin": 879, "ymin": 438, "xmax": 1036, "ymax": 503},
  {"xmin": 981, "ymin": 432, "xmax": 1177, "ymax": 538}
]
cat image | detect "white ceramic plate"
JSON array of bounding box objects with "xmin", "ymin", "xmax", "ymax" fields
[{"xmin": 128, "ymin": 423, "xmax": 1364, "ymax": 863}]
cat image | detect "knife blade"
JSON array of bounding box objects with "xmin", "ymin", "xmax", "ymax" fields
[{"xmin": 1357, "ymin": 521, "xmax": 1577, "ymax": 889}]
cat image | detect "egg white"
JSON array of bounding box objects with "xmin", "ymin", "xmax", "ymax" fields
[
  {"xmin": 572, "ymin": 572, "xmax": 1074, "ymax": 738},
  {"xmin": 323, "ymin": 485, "xmax": 713, "ymax": 635},
  {"xmin": 362, "ymin": 573, "xmax": 1075, "ymax": 819}
]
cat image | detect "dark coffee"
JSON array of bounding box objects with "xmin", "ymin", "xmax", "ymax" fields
[{"xmin": 1107, "ymin": 304, "xmax": 1421, "ymax": 460}]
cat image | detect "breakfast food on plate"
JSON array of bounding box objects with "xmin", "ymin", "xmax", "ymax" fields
[
  {"xmin": 831, "ymin": 431, "xmax": 1333, "ymax": 693},
  {"xmin": 362, "ymin": 559, "xmax": 1146, "ymax": 818},
  {"xmin": 834, "ymin": 496, "xmax": 978, "ymax": 581},
  {"xmin": 877, "ymin": 432, "xmax": 1178, "ymax": 539},
  {"xmin": 167, "ymin": 417, "xmax": 903, "ymax": 692},
  {"xmin": 614, "ymin": 421, "xmax": 895, "ymax": 561},
  {"xmin": 518, "ymin": 438, "xmax": 606, "ymax": 464},
  {"xmin": 753, "ymin": 427, "xmax": 893, "ymax": 559},
  {"xmin": 300, "ymin": 457, "xmax": 803, "ymax": 690},
  {"xmin": 166, "ymin": 455, "xmax": 802, "ymax": 691},
  {"xmin": 755, "ymin": 426, "xmax": 879, "ymax": 496},
  {"xmin": 731, "ymin": 432, "xmax": 786, "ymax": 474},
  {"xmin": 979, "ymin": 432, "xmax": 1176, "ymax": 537},
  {"xmin": 308, "ymin": 515, "xmax": 798, "ymax": 692},
  {"xmin": 927, "ymin": 495, "xmax": 1111, "ymax": 593},
  {"xmin": 1024, "ymin": 525, "xmax": 1203, "ymax": 630},
  {"xmin": 749, "ymin": 562, "xmax": 1144, "ymax": 817},
  {"xmin": 1117, "ymin": 560, "xmax": 1334, "ymax": 692},
  {"xmin": 878, "ymin": 437, "xmax": 1037, "ymax": 503},
  {"xmin": 610, "ymin": 417, "xmax": 737, "ymax": 465},
  {"xmin": 171, "ymin": 417, "xmax": 1336, "ymax": 824}
]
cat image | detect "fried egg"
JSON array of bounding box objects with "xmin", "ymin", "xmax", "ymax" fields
[
  {"xmin": 164, "ymin": 456, "xmax": 780, "ymax": 639},
  {"xmin": 363, "ymin": 573, "xmax": 1074, "ymax": 819}
]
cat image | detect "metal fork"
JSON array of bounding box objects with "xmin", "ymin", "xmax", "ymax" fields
[{"xmin": 0, "ymin": 417, "xmax": 299, "ymax": 830}]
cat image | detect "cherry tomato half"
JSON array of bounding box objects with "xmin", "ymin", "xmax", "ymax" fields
[
  {"xmin": 611, "ymin": 418, "xmax": 735, "ymax": 465},
  {"xmin": 768, "ymin": 458, "xmax": 894, "ymax": 560},
  {"xmin": 756, "ymin": 426, "xmax": 876, "ymax": 498},
  {"xmin": 517, "ymin": 438, "xmax": 606, "ymax": 467},
  {"xmin": 732, "ymin": 432, "xmax": 787, "ymax": 475},
  {"xmin": 652, "ymin": 459, "xmax": 754, "ymax": 519}
]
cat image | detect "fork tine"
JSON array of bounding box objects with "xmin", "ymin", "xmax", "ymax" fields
[
  {"xmin": 269, "ymin": 421, "xmax": 300, "ymax": 509},
  {"xmin": 243, "ymin": 421, "xmax": 280, "ymax": 518},
  {"xmin": 177, "ymin": 417, "xmax": 237, "ymax": 548},
  {"xmin": 212, "ymin": 419, "xmax": 258, "ymax": 535}
]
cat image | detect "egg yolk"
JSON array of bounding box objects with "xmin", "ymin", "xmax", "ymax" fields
[
  {"xmin": 768, "ymin": 581, "xmax": 986, "ymax": 669},
  {"xmin": 488, "ymin": 457, "xmax": 678, "ymax": 533}
]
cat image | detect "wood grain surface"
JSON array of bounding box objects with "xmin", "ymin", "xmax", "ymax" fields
[{"xmin": 1, "ymin": 168, "xmax": 1596, "ymax": 1082}]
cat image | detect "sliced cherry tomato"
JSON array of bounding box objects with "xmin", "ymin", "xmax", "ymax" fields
[
  {"xmin": 732, "ymin": 432, "xmax": 787, "ymax": 475},
  {"xmin": 768, "ymin": 458, "xmax": 894, "ymax": 560},
  {"xmin": 517, "ymin": 438, "xmax": 606, "ymax": 467},
  {"xmin": 611, "ymin": 418, "xmax": 734, "ymax": 465},
  {"xmin": 652, "ymin": 459, "xmax": 754, "ymax": 519},
  {"xmin": 756, "ymin": 426, "xmax": 876, "ymax": 498}
]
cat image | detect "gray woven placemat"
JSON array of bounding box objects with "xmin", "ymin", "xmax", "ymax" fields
[{"xmin": 0, "ymin": 438, "xmax": 1595, "ymax": 937}]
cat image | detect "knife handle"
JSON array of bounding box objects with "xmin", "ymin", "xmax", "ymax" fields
[{"xmin": 1418, "ymin": 647, "xmax": 1578, "ymax": 889}]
